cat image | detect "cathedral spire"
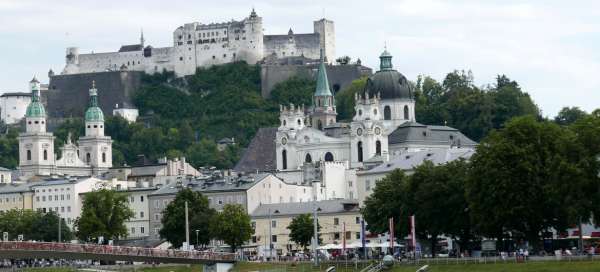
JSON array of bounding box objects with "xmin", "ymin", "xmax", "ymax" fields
[{"xmin": 314, "ymin": 49, "xmax": 332, "ymax": 103}]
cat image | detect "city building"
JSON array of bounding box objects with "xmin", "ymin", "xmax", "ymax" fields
[
  {"xmin": 61, "ymin": 10, "xmax": 335, "ymax": 77},
  {"xmin": 17, "ymin": 78, "xmax": 113, "ymax": 178},
  {"xmin": 31, "ymin": 177, "xmax": 127, "ymax": 227},
  {"xmin": 113, "ymin": 106, "xmax": 139, "ymax": 123},
  {"xmin": 108, "ymin": 156, "xmax": 200, "ymax": 187},
  {"xmin": 0, "ymin": 182, "xmax": 37, "ymax": 211},
  {"xmin": 148, "ymin": 173, "xmax": 313, "ymax": 239},
  {"xmin": 0, "ymin": 167, "xmax": 11, "ymax": 183},
  {"xmin": 249, "ymin": 199, "xmax": 362, "ymax": 257},
  {"xmin": 124, "ymin": 187, "xmax": 156, "ymax": 239},
  {"xmin": 0, "ymin": 92, "xmax": 31, "ymax": 125}
]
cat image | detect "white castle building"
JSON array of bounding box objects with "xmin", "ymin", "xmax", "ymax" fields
[
  {"xmin": 18, "ymin": 78, "xmax": 112, "ymax": 178},
  {"xmin": 62, "ymin": 9, "xmax": 335, "ymax": 77}
]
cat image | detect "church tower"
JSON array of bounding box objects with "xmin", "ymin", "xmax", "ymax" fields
[
  {"xmin": 310, "ymin": 51, "xmax": 337, "ymax": 130},
  {"xmin": 78, "ymin": 82, "xmax": 113, "ymax": 174},
  {"xmin": 18, "ymin": 77, "xmax": 56, "ymax": 177}
]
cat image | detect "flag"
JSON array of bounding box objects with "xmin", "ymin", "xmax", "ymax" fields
[
  {"xmin": 388, "ymin": 217, "xmax": 394, "ymax": 253},
  {"xmin": 410, "ymin": 215, "xmax": 416, "ymax": 249},
  {"xmin": 342, "ymin": 222, "xmax": 346, "ymax": 255}
]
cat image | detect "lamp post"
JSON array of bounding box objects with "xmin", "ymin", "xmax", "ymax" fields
[
  {"xmin": 312, "ymin": 180, "xmax": 320, "ymax": 267},
  {"xmin": 185, "ymin": 201, "xmax": 190, "ymax": 251},
  {"xmin": 195, "ymin": 229, "xmax": 199, "ymax": 249},
  {"xmin": 58, "ymin": 216, "xmax": 61, "ymax": 243}
]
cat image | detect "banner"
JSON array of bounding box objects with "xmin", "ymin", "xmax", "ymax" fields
[
  {"xmin": 342, "ymin": 222, "xmax": 346, "ymax": 255},
  {"xmin": 388, "ymin": 217, "xmax": 394, "ymax": 253},
  {"xmin": 361, "ymin": 219, "xmax": 366, "ymax": 248},
  {"xmin": 410, "ymin": 215, "xmax": 416, "ymax": 249}
]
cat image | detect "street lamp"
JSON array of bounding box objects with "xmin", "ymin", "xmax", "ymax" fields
[{"xmin": 195, "ymin": 229, "xmax": 199, "ymax": 249}]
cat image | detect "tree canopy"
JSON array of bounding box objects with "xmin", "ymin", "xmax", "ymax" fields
[
  {"xmin": 287, "ymin": 213, "xmax": 322, "ymax": 251},
  {"xmin": 0, "ymin": 209, "xmax": 71, "ymax": 242},
  {"xmin": 75, "ymin": 189, "xmax": 134, "ymax": 243},
  {"xmin": 211, "ymin": 204, "xmax": 253, "ymax": 252}
]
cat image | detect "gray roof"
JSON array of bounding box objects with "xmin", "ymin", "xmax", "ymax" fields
[
  {"xmin": 0, "ymin": 92, "xmax": 31, "ymax": 98},
  {"xmin": 0, "ymin": 167, "xmax": 11, "ymax": 171},
  {"xmin": 388, "ymin": 122, "xmax": 477, "ymax": 147},
  {"xmin": 234, "ymin": 127, "xmax": 277, "ymax": 173},
  {"xmin": 0, "ymin": 182, "xmax": 40, "ymax": 194},
  {"xmin": 150, "ymin": 173, "xmax": 270, "ymax": 196},
  {"xmin": 360, "ymin": 148, "xmax": 474, "ymax": 175},
  {"xmin": 32, "ymin": 177, "xmax": 92, "ymax": 187},
  {"xmin": 119, "ymin": 44, "xmax": 143, "ymax": 52},
  {"xmin": 251, "ymin": 199, "xmax": 359, "ymax": 218}
]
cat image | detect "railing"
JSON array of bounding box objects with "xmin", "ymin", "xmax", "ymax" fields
[{"xmin": 0, "ymin": 241, "xmax": 236, "ymax": 261}]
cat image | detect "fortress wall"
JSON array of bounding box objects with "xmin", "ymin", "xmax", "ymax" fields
[{"xmin": 44, "ymin": 71, "xmax": 143, "ymax": 119}]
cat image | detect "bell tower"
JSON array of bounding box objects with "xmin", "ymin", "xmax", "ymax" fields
[
  {"xmin": 310, "ymin": 50, "xmax": 337, "ymax": 130},
  {"xmin": 18, "ymin": 77, "xmax": 56, "ymax": 177},
  {"xmin": 78, "ymin": 81, "xmax": 113, "ymax": 175}
]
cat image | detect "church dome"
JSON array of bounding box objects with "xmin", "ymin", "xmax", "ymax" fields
[
  {"xmin": 85, "ymin": 106, "xmax": 104, "ymax": 122},
  {"xmin": 364, "ymin": 50, "xmax": 413, "ymax": 100},
  {"xmin": 26, "ymin": 102, "xmax": 46, "ymax": 118}
]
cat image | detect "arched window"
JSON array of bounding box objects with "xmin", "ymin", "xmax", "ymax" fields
[
  {"xmin": 317, "ymin": 120, "xmax": 323, "ymax": 130},
  {"xmin": 86, "ymin": 153, "xmax": 91, "ymax": 163},
  {"xmin": 384, "ymin": 106, "xmax": 391, "ymax": 120},
  {"xmin": 376, "ymin": 140, "xmax": 382, "ymax": 156},
  {"xmin": 404, "ymin": 105, "xmax": 409, "ymax": 120},
  {"xmin": 357, "ymin": 141, "xmax": 363, "ymax": 162},
  {"xmin": 27, "ymin": 150, "xmax": 31, "ymax": 161},
  {"xmin": 282, "ymin": 149, "xmax": 287, "ymax": 170},
  {"xmin": 325, "ymin": 152, "xmax": 334, "ymax": 162},
  {"xmin": 102, "ymin": 153, "xmax": 106, "ymax": 163},
  {"xmin": 43, "ymin": 150, "xmax": 48, "ymax": 160},
  {"xmin": 305, "ymin": 153, "xmax": 312, "ymax": 163}
]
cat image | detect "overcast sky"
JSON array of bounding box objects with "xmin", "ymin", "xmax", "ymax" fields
[{"xmin": 1, "ymin": 0, "xmax": 599, "ymax": 117}]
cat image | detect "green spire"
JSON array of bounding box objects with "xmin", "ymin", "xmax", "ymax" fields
[
  {"xmin": 25, "ymin": 77, "xmax": 46, "ymax": 118},
  {"xmin": 85, "ymin": 81, "xmax": 104, "ymax": 122},
  {"xmin": 314, "ymin": 50, "xmax": 332, "ymax": 106},
  {"xmin": 379, "ymin": 48, "xmax": 393, "ymax": 71}
]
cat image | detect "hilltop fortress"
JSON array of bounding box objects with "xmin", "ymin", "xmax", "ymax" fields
[{"xmin": 62, "ymin": 9, "xmax": 335, "ymax": 76}]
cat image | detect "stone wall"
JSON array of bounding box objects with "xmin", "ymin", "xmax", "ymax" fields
[
  {"xmin": 44, "ymin": 71, "xmax": 143, "ymax": 119},
  {"xmin": 260, "ymin": 63, "xmax": 372, "ymax": 98}
]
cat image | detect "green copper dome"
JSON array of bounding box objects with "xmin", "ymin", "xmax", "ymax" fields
[
  {"xmin": 364, "ymin": 50, "xmax": 413, "ymax": 100},
  {"xmin": 26, "ymin": 77, "xmax": 46, "ymax": 118},
  {"xmin": 85, "ymin": 83, "xmax": 104, "ymax": 122}
]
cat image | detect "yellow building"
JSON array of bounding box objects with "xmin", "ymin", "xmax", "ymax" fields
[
  {"xmin": 0, "ymin": 182, "xmax": 36, "ymax": 212},
  {"xmin": 250, "ymin": 199, "xmax": 362, "ymax": 257}
]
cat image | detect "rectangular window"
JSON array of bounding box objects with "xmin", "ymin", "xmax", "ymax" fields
[
  {"xmin": 334, "ymin": 218, "xmax": 339, "ymax": 226},
  {"xmin": 140, "ymin": 211, "xmax": 144, "ymax": 218},
  {"xmin": 334, "ymin": 232, "xmax": 340, "ymax": 240},
  {"xmin": 356, "ymin": 232, "xmax": 361, "ymax": 239},
  {"xmin": 67, "ymin": 195, "xmax": 70, "ymax": 200},
  {"xmin": 272, "ymin": 235, "xmax": 277, "ymax": 243},
  {"xmin": 141, "ymin": 227, "xmax": 145, "ymax": 234},
  {"xmin": 346, "ymin": 231, "xmax": 351, "ymax": 240},
  {"xmin": 42, "ymin": 196, "xmax": 46, "ymax": 201},
  {"xmin": 61, "ymin": 207, "xmax": 64, "ymax": 212},
  {"xmin": 55, "ymin": 195, "xmax": 58, "ymax": 201},
  {"xmin": 36, "ymin": 196, "xmax": 40, "ymax": 202},
  {"xmin": 155, "ymin": 213, "xmax": 160, "ymax": 220},
  {"xmin": 61, "ymin": 195, "xmax": 64, "ymax": 200},
  {"xmin": 131, "ymin": 227, "xmax": 135, "ymax": 234},
  {"xmin": 356, "ymin": 217, "xmax": 360, "ymax": 224},
  {"xmin": 252, "ymin": 236, "xmax": 257, "ymax": 243},
  {"xmin": 140, "ymin": 196, "xmax": 144, "ymax": 202},
  {"xmin": 67, "ymin": 206, "xmax": 71, "ymax": 212},
  {"xmin": 130, "ymin": 196, "xmax": 134, "ymax": 202},
  {"xmin": 154, "ymin": 200, "xmax": 159, "ymax": 208},
  {"xmin": 271, "ymin": 220, "xmax": 277, "ymax": 228}
]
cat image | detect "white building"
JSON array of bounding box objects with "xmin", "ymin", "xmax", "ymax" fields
[
  {"xmin": 124, "ymin": 187, "xmax": 156, "ymax": 239},
  {"xmin": 61, "ymin": 10, "xmax": 335, "ymax": 77},
  {"xmin": 0, "ymin": 167, "xmax": 11, "ymax": 184},
  {"xmin": 0, "ymin": 92, "xmax": 31, "ymax": 125},
  {"xmin": 17, "ymin": 78, "xmax": 113, "ymax": 179},
  {"xmin": 31, "ymin": 177, "xmax": 126, "ymax": 228},
  {"xmin": 113, "ymin": 107, "xmax": 139, "ymax": 123}
]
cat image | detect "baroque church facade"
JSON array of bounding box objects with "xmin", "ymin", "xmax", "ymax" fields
[
  {"xmin": 18, "ymin": 78, "xmax": 112, "ymax": 178},
  {"xmin": 275, "ymin": 50, "xmax": 475, "ymax": 172}
]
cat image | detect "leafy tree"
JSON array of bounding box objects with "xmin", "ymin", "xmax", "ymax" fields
[
  {"xmin": 0, "ymin": 127, "xmax": 19, "ymax": 168},
  {"xmin": 212, "ymin": 204, "xmax": 253, "ymax": 252},
  {"xmin": 335, "ymin": 77, "xmax": 367, "ymax": 121},
  {"xmin": 270, "ymin": 77, "xmax": 315, "ymax": 107},
  {"xmin": 554, "ymin": 106, "xmax": 588, "ymax": 126},
  {"xmin": 287, "ymin": 213, "xmax": 321, "ymax": 251},
  {"xmin": 160, "ymin": 188, "xmax": 216, "ymax": 248},
  {"xmin": 0, "ymin": 209, "xmax": 40, "ymax": 240},
  {"xmin": 336, "ymin": 56, "xmax": 351, "ymax": 65},
  {"xmin": 467, "ymin": 116, "xmax": 575, "ymax": 249},
  {"xmin": 75, "ymin": 189, "xmax": 134, "ymax": 243},
  {"xmin": 30, "ymin": 211, "xmax": 73, "ymax": 242}
]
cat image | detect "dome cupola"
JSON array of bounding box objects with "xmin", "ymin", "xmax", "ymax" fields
[
  {"xmin": 25, "ymin": 77, "xmax": 46, "ymax": 118},
  {"xmin": 364, "ymin": 50, "xmax": 413, "ymax": 100},
  {"xmin": 85, "ymin": 81, "xmax": 104, "ymax": 122}
]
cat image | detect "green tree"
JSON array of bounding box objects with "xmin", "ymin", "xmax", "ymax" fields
[
  {"xmin": 31, "ymin": 211, "xmax": 73, "ymax": 242},
  {"xmin": 160, "ymin": 188, "xmax": 216, "ymax": 248},
  {"xmin": 335, "ymin": 77, "xmax": 367, "ymax": 121},
  {"xmin": 212, "ymin": 204, "xmax": 252, "ymax": 252},
  {"xmin": 287, "ymin": 213, "xmax": 321, "ymax": 251},
  {"xmin": 467, "ymin": 116, "xmax": 575, "ymax": 249},
  {"xmin": 75, "ymin": 189, "xmax": 134, "ymax": 243},
  {"xmin": 555, "ymin": 106, "xmax": 588, "ymax": 126},
  {"xmin": 0, "ymin": 127, "xmax": 19, "ymax": 168},
  {"xmin": 0, "ymin": 209, "xmax": 40, "ymax": 240},
  {"xmin": 270, "ymin": 77, "xmax": 315, "ymax": 106}
]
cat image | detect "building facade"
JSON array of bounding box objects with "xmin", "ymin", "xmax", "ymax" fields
[
  {"xmin": 0, "ymin": 92, "xmax": 31, "ymax": 124},
  {"xmin": 17, "ymin": 78, "xmax": 113, "ymax": 179},
  {"xmin": 124, "ymin": 187, "xmax": 155, "ymax": 239},
  {"xmin": 250, "ymin": 200, "xmax": 362, "ymax": 256},
  {"xmin": 61, "ymin": 10, "xmax": 335, "ymax": 77},
  {"xmin": 0, "ymin": 182, "xmax": 36, "ymax": 212}
]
